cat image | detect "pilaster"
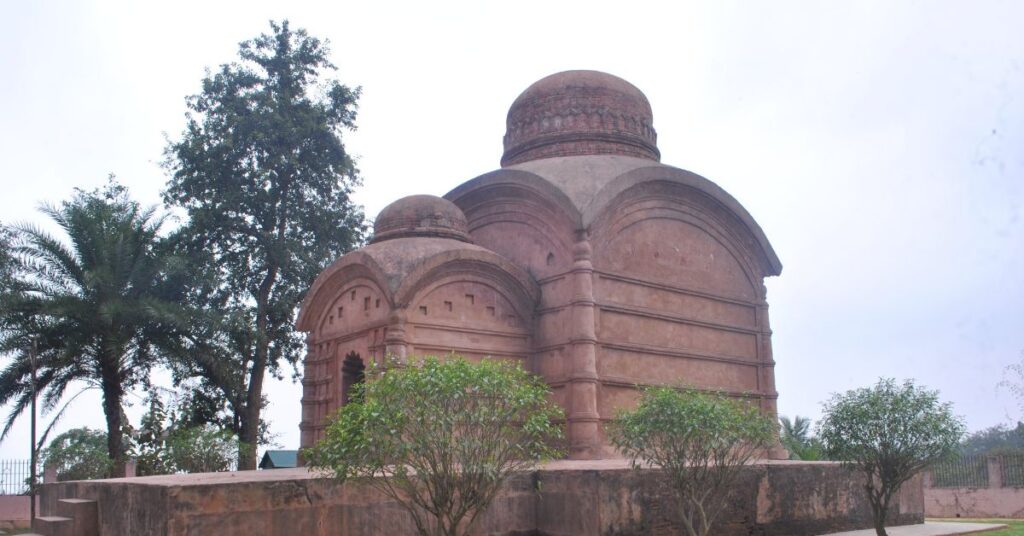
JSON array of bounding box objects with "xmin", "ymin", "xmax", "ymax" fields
[{"xmin": 567, "ymin": 231, "xmax": 601, "ymax": 459}]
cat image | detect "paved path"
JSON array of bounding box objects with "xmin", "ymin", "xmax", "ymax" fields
[{"xmin": 826, "ymin": 522, "xmax": 1008, "ymax": 535}]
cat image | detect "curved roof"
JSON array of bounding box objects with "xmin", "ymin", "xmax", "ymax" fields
[
  {"xmin": 445, "ymin": 154, "xmax": 782, "ymax": 276},
  {"xmin": 296, "ymin": 237, "xmax": 539, "ymax": 331}
]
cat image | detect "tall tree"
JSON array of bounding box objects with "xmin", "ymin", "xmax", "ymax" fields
[
  {"xmin": 0, "ymin": 180, "xmax": 184, "ymax": 473},
  {"xmin": 164, "ymin": 20, "xmax": 365, "ymax": 469}
]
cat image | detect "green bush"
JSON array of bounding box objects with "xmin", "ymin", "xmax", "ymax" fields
[
  {"xmin": 306, "ymin": 356, "xmax": 563, "ymax": 536},
  {"xmin": 40, "ymin": 428, "xmax": 114, "ymax": 481},
  {"xmin": 165, "ymin": 425, "xmax": 239, "ymax": 474},
  {"xmin": 608, "ymin": 388, "xmax": 774, "ymax": 536},
  {"xmin": 819, "ymin": 378, "xmax": 965, "ymax": 536}
]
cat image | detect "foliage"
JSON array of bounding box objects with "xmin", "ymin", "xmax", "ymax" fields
[
  {"xmin": 164, "ymin": 425, "xmax": 239, "ymax": 474},
  {"xmin": 163, "ymin": 19, "xmax": 365, "ymax": 469},
  {"xmin": 0, "ymin": 179, "xmax": 186, "ymax": 471},
  {"xmin": 959, "ymin": 422, "xmax": 1024, "ymax": 457},
  {"xmin": 0, "ymin": 224, "xmax": 16, "ymax": 297},
  {"xmin": 818, "ymin": 378, "xmax": 965, "ymax": 536},
  {"xmin": 306, "ymin": 357, "xmax": 564, "ymax": 536},
  {"xmin": 1001, "ymin": 353, "xmax": 1024, "ymax": 419},
  {"xmin": 40, "ymin": 428, "xmax": 114, "ymax": 481},
  {"xmin": 608, "ymin": 388, "xmax": 775, "ymax": 536},
  {"xmin": 133, "ymin": 393, "xmax": 174, "ymax": 476},
  {"xmin": 779, "ymin": 415, "xmax": 825, "ymax": 461},
  {"xmin": 132, "ymin": 389, "xmax": 240, "ymax": 475}
]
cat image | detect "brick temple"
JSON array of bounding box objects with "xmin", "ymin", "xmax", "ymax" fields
[
  {"xmin": 37, "ymin": 70, "xmax": 924, "ymax": 536},
  {"xmin": 297, "ymin": 70, "xmax": 785, "ymax": 459}
]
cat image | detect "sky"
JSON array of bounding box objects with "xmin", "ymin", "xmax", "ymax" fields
[{"xmin": 1, "ymin": 0, "xmax": 1022, "ymax": 459}]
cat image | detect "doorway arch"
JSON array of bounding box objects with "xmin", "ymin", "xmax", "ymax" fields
[{"xmin": 341, "ymin": 351, "xmax": 365, "ymax": 405}]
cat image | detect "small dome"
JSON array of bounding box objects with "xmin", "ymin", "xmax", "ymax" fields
[
  {"xmin": 371, "ymin": 195, "xmax": 470, "ymax": 243},
  {"xmin": 501, "ymin": 70, "xmax": 660, "ymax": 167}
]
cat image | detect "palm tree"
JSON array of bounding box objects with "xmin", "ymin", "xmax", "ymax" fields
[
  {"xmin": 779, "ymin": 415, "xmax": 824, "ymax": 460},
  {"xmin": 0, "ymin": 181, "xmax": 184, "ymax": 474}
]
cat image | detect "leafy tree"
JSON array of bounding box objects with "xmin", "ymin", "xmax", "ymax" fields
[
  {"xmin": 1000, "ymin": 352, "xmax": 1024, "ymax": 418},
  {"xmin": 133, "ymin": 393, "xmax": 173, "ymax": 476},
  {"xmin": 0, "ymin": 180, "xmax": 185, "ymax": 473},
  {"xmin": 779, "ymin": 415, "xmax": 825, "ymax": 461},
  {"xmin": 0, "ymin": 224, "xmax": 16, "ymax": 295},
  {"xmin": 164, "ymin": 425, "xmax": 239, "ymax": 474},
  {"xmin": 958, "ymin": 422, "xmax": 1024, "ymax": 457},
  {"xmin": 306, "ymin": 357, "xmax": 564, "ymax": 536},
  {"xmin": 818, "ymin": 378, "xmax": 965, "ymax": 536},
  {"xmin": 163, "ymin": 20, "xmax": 365, "ymax": 469},
  {"xmin": 40, "ymin": 428, "xmax": 114, "ymax": 481},
  {"xmin": 131, "ymin": 389, "xmax": 241, "ymax": 475},
  {"xmin": 608, "ymin": 388, "xmax": 775, "ymax": 536}
]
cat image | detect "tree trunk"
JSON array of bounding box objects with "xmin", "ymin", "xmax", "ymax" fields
[
  {"xmin": 237, "ymin": 354, "xmax": 265, "ymax": 470},
  {"xmin": 870, "ymin": 488, "xmax": 890, "ymax": 536},
  {"xmin": 237, "ymin": 265, "xmax": 278, "ymax": 470},
  {"xmin": 873, "ymin": 517, "xmax": 889, "ymax": 536},
  {"xmin": 99, "ymin": 366, "xmax": 125, "ymax": 478}
]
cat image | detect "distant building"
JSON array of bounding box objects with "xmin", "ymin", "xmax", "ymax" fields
[
  {"xmin": 259, "ymin": 450, "xmax": 298, "ymax": 470},
  {"xmin": 297, "ymin": 70, "xmax": 784, "ymax": 459}
]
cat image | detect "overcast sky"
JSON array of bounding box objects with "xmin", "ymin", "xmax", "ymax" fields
[{"xmin": 1, "ymin": 0, "xmax": 1021, "ymax": 459}]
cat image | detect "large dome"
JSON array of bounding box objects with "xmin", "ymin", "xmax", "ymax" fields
[
  {"xmin": 501, "ymin": 70, "xmax": 660, "ymax": 167},
  {"xmin": 371, "ymin": 195, "xmax": 470, "ymax": 243}
]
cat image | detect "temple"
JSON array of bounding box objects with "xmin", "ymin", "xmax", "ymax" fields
[{"xmin": 296, "ymin": 70, "xmax": 784, "ymax": 459}]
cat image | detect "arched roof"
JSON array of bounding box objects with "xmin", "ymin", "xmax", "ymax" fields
[
  {"xmin": 296, "ymin": 237, "xmax": 539, "ymax": 332},
  {"xmin": 445, "ymin": 154, "xmax": 782, "ymax": 276}
]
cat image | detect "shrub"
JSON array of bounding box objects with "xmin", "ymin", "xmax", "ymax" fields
[
  {"xmin": 165, "ymin": 425, "xmax": 238, "ymax": 474},
  {"xmin": 306, "ymin": 356, "xmax": 564, "ymax": 536},
  {"xmin": 609, "ymin": 388, "xmax": 774, "ymax": 536},
  {"xmin": 818, "ymin": 378, "xmax": 965, "ymax": 536},
  {"xmin": 40, "ymin": 428, "xmax": 114, "ymax": 481}
]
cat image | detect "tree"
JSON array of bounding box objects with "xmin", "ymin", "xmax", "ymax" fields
[
  {"xmin": 164, "ymin": 425, "xmax": 239, "ymax": 474},
  {"xmin": 163, "ymin": 19, "xmax": 366, "ymax": 469},
  {"xmin": 818, "ymin": 378, "xmax": 965, "ymax": 536},
  {"xmin": 0, "ymin": 224, "xmax": 16, "ymax": 295},
  {"xmin": 306, "ymin": 357, "xmax": 564, "ymax": 536},
  {"xmin": 958, "ymin": 422, "xmax": 1024, "ymax": 456},
  {"xmin": 608, "ymin": 388, "xmax": 775, "ymax": 536},
  {"xmin": 1000, "ymin": 352, "xmax": 1024, "ymax": 418},
  {"xmin": 0, "ymin": 180, "xmax": 185, "ymax": 474},
  {"xmin": 40, "ymin": 428, "xmax": 114, "ymax": 481},
  {"xmin": 133, "ymin": 393, "xmax": 174, "ymax": 476},
  {"xmin": 779, "ymin": 415, "xmax": 824, "ymax": 461},
  {"xmin": 132, "ymin": 389, "xmax": 241, "ymax": 475}
]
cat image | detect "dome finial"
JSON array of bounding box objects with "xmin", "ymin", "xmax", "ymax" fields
[
  {"xmin": 371, "ymin": 195, "xmax": 470, "ymax": 243},
  {"xmin": 501, "ymin": 70, "xmax": 659, "ymax": 167}
]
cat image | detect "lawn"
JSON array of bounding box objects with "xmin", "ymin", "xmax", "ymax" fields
[{"xmin": 934, "ymin": 518, "xmax": 1024, "ymax": 535}]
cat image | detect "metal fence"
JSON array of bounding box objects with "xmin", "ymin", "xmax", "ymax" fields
[
  {"xmin": 1002, "ymin": 454, "xmax": 1024, "ymax": 487},
  {"xmin": 0, "ymin": 459, "xmax": 30, "ymax": 495},
  {"xmin": 930, "ymin": 455, "xmax": 988, "ymax": 488}
]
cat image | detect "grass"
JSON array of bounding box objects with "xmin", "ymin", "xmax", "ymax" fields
[{"xmin": 932, "ymin": 518, "xmax": 1024, "ymax": 535}]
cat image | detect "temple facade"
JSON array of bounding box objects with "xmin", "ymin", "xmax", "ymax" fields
[{"xmin": 296, "ymin": 70, "xmax": 783, "ymax": 459}]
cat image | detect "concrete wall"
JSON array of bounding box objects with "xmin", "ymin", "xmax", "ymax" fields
[
  {"xmin": 924, "ymin": 456, "xmax": 1024, "ymax": 518},
  {"xmin": 0, "ymin": 495, "xmax": 35, "ymax": 530},
  {"xmin": 39, "ymin": 460, "xmax": 923, "ymax": 536}
]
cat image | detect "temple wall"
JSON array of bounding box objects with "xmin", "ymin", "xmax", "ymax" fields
[
  {"xmin": 37, "ymin": 461, "xmax": 924, "ymax": 536},
  {"xmin": 301, "ymin": 278, "xmax": 390, "ymax": 448},
  {"xmin": 405, "ymin": 279, "xmax": 532, "ymax": 364},
  {"xmin": 588, "ymin": 183, "xmax": 779, "ymax": 433}
]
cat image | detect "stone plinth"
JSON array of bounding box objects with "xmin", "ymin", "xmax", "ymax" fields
[{"xmin": 39, "ymin": 460, "xmax": 923, "ymax": 536}]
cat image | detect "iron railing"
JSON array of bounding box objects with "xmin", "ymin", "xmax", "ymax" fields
[{"xmin": 0, "ymin": 459, "xmax": 30, "ymax": 495}]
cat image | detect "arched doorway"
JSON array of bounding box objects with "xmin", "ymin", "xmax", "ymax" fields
[{"xmin": 341, "ymin": 351, "xmax": 365, "ymax": 405}]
